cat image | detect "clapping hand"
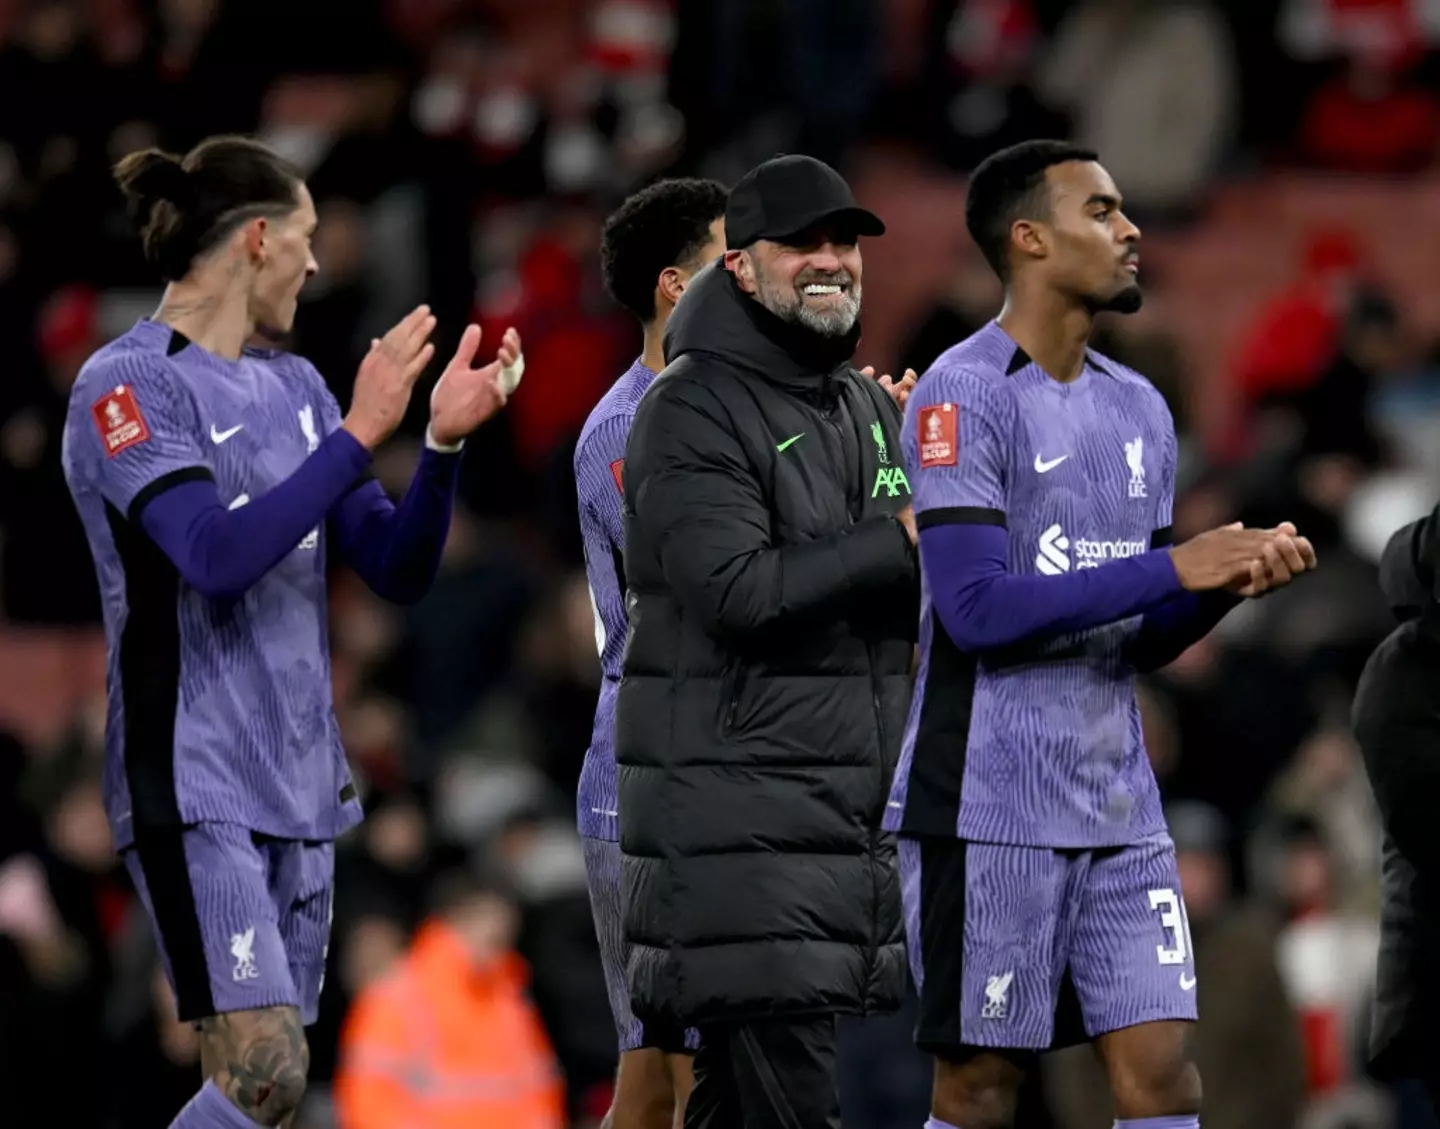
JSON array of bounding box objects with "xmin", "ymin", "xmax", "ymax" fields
[
  {"xmin": 343, "ymin": 305, "xmax": 437, "ymax": 451},
  {"xmin": 429, "ymin": 325, "xmax": 523, "ymax": 448},
  {"xmin": 861, "ymin": 365, "xmax": 919, "ymax": 409},
  {"xmin": 1228, "ymin": 521, "xmax": 1318, "ymax": 598}
]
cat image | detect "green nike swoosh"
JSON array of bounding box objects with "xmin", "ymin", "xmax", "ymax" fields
[{"xmin": 777, "ymin": 433, "xmax": 805, "ymax": 453}]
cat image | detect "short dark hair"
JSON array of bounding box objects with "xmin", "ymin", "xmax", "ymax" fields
[
  {"xmin": 965, "ymin": 140, "xmax": 1099, "ymax": 282},
  {"xmin": 600, "ymin": 177, "xmax": 729, "ymax": 323},
  {"xmin": 113, "ymin": 135, "xmax": 304, "ymax": 283},
  {"xmin": 426, "ymin": 863, "xmax": 519, "ymax": 919}
]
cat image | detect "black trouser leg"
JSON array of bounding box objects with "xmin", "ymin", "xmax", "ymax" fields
[{"xmin": 685, "ymin": 1014, "xmax": 841, "ymax": 1129}]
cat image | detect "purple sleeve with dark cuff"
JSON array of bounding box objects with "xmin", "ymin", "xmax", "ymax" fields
[
  {"xmin": 137, "ymin": 429, "xmax": 373, "ymax": 601},
  {"xmin": 1123, "ymin": 590, "xmax": 1239, "ymax": 671},
  {"xmin": 1121, "ymin": 527, "xmax": 1241, "ymax": 670},
  {"xmin": 918, "ymin": 521, "xmax": 1185, "ymax": 652},
  {"xmin": 327, "ymin": 447, "xmax": 461, "ymax": 604}
]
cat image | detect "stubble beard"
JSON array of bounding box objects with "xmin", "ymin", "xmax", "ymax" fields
[
  {"xmin": 754, "ymin": 260, "xmax": 862, "ymax": 338},
  {"xmin": 1088, "ymin": 282, "xmax": 1144, "ymax": 316}
]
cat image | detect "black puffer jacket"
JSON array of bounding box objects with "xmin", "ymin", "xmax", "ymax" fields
[
  {"xmin": 1355, "ymin": 502, "xmax": 1440, "ymax": 1079},
  {"xmin": 616, "ymin": 262, "xmax": 917, "ymax": 1027}
]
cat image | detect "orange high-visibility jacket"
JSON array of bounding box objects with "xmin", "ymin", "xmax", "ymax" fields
[{"xmin": 334, "ymin": 920, "xmax": 566, "ymax": 1129}]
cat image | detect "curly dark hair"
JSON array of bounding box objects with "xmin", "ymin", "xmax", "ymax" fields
[
  {"xmin": 965, "ymin": 140, "xmax": 1099, "ymax": 282},
  {"xmin": 600, "ymin": 178, "xmax": 729, "ymax": 323}
]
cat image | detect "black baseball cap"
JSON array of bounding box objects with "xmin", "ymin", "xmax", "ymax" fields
[{"xmin": 725, "ymin": 154, "xmax": 885, "ymax": 249}]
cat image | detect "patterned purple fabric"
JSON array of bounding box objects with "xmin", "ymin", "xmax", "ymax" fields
[
  {"xmin": 574, "ymin": 358, "xmax": 656, "ymax": 841},
  {"xmin": 886, "ymin": 322, "xmax": 1177, "ymax": 848},
  {"xmin": 62, "ymin": 320, "xmax": 363, "ymax": 847}
]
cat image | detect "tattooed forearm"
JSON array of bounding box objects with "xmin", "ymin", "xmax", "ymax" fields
[{"xmin": 199, "ymin": 1005, "xmax": 309, "ymax": 1126}]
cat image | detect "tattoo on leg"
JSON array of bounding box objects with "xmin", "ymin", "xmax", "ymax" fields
[{"xmin": 200, "ymin": 1006, "xmax": 309, "ymax": 1126}]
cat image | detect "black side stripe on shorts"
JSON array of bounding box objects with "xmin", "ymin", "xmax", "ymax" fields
[
  {"xmin": 916, "ymin": 506, "xmax": 1006, "ymax": 531},
  {"xmin": 133, "ymin": 833, "xmax": 216, "ymax": 1020},
  {"xmin": 914, "ymin": 836, "xmax": 968, "ymax": 1052}
]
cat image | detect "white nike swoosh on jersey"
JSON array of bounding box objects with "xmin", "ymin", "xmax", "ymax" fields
[
  {"xmin": 211, "ymin": 424, "xmax": 244, "ymax": 444},
  {"xmin": 1179, "ymin": 972, "xmax": 1197, "ymax": 990},
  {"xmin": 1034, "ymin": 453, "xmax": 1068, "ymax": 473}
]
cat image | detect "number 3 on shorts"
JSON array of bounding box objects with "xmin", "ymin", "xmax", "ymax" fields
[{"xmin": 1148, "ymin": 887, "xmax": 1194, "ymax": 966}]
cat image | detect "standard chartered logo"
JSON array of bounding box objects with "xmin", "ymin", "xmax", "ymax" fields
[
  {"xmin": 1036, "ymin": 523, "xmax": 1146, "ymax": 575},
  {"xmin": 1036, "ymin": 523, "xmax": 1071, "ymax": 574}
]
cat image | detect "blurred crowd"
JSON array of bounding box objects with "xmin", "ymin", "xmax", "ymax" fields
[{"xmin": 6, "ymin": 0, "xmax": 1440, "ymax": 1126}]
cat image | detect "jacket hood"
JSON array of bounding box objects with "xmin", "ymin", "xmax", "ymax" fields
[
  {"xmin": 1380, "ymin": 518, "xmax": 1433, "ymax": 623},
  {"xmin": 663, "ymin": 259, "xmax": 861, "ymax": 394}
]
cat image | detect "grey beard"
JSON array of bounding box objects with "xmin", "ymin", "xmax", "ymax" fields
[{"xmin": 760, "ymin": 280, "xmax": 863, "ymax": 338}]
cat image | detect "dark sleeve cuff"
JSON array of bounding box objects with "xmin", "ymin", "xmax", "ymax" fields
[
  {"xmin": 127, "ymin": 466, "xmax": 215, "ymax": 524},
  {"xmin": 916, "ymin": 506, "xmax": 1006, "ymax": 531}
]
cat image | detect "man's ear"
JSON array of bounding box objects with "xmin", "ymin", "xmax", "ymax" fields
[
  {"xmin": 657, "ymin": 265, "xmax": 688, "ymax": 309},
  {"xmin": 243, "ymin": 216, "xmax": 269, "ymax": 265},
  {"xmin": 725, "ymin": 248, "xmax": 757, "ymax": 294},
  {"xmin": 1011, "ymin": 218, "xmax": 1048, "ymax": 265}
]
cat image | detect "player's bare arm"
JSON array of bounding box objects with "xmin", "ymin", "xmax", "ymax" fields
[{"xmin": 199, "ymin": 1005, "xmax": 309, "ymax": 1127}]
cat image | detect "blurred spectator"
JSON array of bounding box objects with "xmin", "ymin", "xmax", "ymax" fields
[
  {"xmin": 897, "ymin": 239, "xmax": 1001, "ymax": 375},
  {"xmin": 917, "ymin": 0, "xmax": 1070, "ymax": 172},
  {"xmin": 334, "ymin": 866, "xmax": 565, "ymax": 1129},
  {"xmin": 1037, "ymin": 0, "xmax": 1236, "ymax": 221},
  {"xmin": 492, "ymin": 809, "xmax": 617, "ymax": 1120},
  {"xmin": 671, "ymin": 0, "xmax": 882, "ymax": 175},
  {"xmin": 1265, "ymin": 723, "xmax": 1384, "ymax": 916},
  {"xmin": 1297, "ymin": 54, "xmax": 1440, "ymax": 174},
  {"xmin": 1280, "ymin": 0, "xmax": 1440, "ymax": 173},
  {"xmin": 0, "ymin": 283, "xmax": 102, "ymax": 624},
  {"xmin": 1283, "ymin": 288, "xmax": 1408, "ymax": 471},
  {"xmin": 1227, "ymin": 228, "xmax": 1370, "ymax": 456},
  {"xmin": 1266, "ymin": 815, "xmax": 1384, "ymax": 1119},
  {"xmin": 476, "ymin": 214, "xmax": 630, "ymax": 473}
]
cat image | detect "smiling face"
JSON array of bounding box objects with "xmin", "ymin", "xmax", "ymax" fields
[
  {"xmin": 728, "ymin": 220, "xmax": 864, "ymax": 337},
  {"xmin": 1025, "ymin": 160, "xmax": 1142, "ymax": 314}
]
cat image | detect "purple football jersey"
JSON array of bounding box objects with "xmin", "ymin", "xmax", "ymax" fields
[
  {"xmin": 61, "ymin": 319, "xmax": 362, "ymax": 849},
  {"xmin": 885, "ymin": 322, "xmax": 1174, "ymax": 849},
  {"xmin": 574, "ymin": 358, "xmax": 656, "ymax": 841}
]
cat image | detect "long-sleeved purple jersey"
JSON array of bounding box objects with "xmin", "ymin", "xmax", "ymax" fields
[
  {"xmin": 62, "ymin": 320, "xmax": 368, "ymax": 849},
  {"xmin": 885, "ymin": 322, "xmax": 1178, "ymax": 849},
  {"xmin": 574, "ymin": 358, "xmax": 655, "ymax": 841}
]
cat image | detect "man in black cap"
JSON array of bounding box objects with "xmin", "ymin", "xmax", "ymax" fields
[{"xmin": 615, "ymin": 154, "xmax": 919, "ymax": 1128}]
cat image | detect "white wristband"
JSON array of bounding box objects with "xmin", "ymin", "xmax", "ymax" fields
[{"xmin": 424, "ymin": 425, "xmax": 465, "ymax": 454}]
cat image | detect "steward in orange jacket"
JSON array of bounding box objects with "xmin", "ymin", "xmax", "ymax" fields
[{"xmin": 335, "ymin": 872, "xmax": 565, "ymax": 1129}]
